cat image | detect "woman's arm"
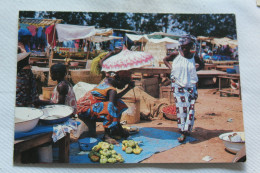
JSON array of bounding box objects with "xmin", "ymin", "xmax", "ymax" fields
[
  {"xmin": 195, "ymin": 54, "xmax": 205, "ymax": 71},
  {"xmin": 117, "ymin": 81, "xmax": 135, "ymax": 98},
  {"xmin": 163, "ymin": 51, "xmax": 179, "ymax": 70}
]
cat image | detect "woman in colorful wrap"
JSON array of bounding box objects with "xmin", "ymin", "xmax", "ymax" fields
[
  {"xmin": 163, "ymin": 35, "xmax": 204, "ymax": 143},
  {"xmin": 77, "ymin": 70, "xmax": 135, "ymax": 144}
]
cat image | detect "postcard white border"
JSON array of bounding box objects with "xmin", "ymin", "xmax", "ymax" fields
[{"xmin": 1, "ymin": 0, "xmax": 260, "ymax": 172}]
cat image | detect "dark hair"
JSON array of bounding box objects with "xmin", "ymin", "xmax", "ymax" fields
[
  {"xmin": 17, "ymin": 56, "xmax": 29, "ymax": 73},
  {"xmin": 51, "ymin": 63, "xmax": 67, "ymax": 77}
]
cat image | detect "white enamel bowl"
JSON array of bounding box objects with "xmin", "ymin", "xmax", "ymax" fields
[
  {"xmin": 15, "ymin": 107, "xmax": 43, "ymax": 133},
  {"xmin": 219, "ymin": 132, "xmax": 245, "ymax": 154}
]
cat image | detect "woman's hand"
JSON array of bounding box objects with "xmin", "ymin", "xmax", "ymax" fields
[{"xmin": 127, "ymin": 81, "xmax": 135, "ymax": 89}]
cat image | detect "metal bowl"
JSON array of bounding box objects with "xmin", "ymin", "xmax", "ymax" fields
[
  {"xmin": 78, "ymin": 137, "xmax": 98, "ymax": 151},
  {"xmin": 15, "ymin": 107, "xmax": 43, "ymax": 133},
  {"xmin": 219, "ymin": 132, "xmax": 245, "ymax": 154},
  {"xmin": 40, "ymin": 105, "xmax": 74, "ymax": 125}
]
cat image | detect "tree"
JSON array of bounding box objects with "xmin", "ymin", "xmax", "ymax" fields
[
  {"xmin": 171, "ymin": 14, "xmax": 237, "ymax": 38},
  {"xmin": 19, "ymin": 11, "xmax": 36, "ymax": 18}
]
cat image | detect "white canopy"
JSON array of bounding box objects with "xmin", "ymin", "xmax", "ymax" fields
[
  {"xmin": 86, "ymin": 36, "xmax": 123, "ymax": 43},
  {"xmin": 95, "ymin": 28, "xmax": 113, "ymax": 36},
  {"xmin": 148, "ymin": 37, "xmax": 179, "ymax": 44},
  {"xmin": 149, "ymin": 32, "xmax": 178, "ymax": 37},
  {"xmin": 126, "ymin": 33, "xmax": 149, "ymax": 42},
  {"xmin": 211, "ymin": 37, "xmax": 232, "ymax": 46},
  {"xmin": 56, "ymin": 24, "xmax": 96, "ymax": 42}
]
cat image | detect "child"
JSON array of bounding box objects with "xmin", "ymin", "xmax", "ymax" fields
[{"xmin": 50, "ymin": 63, "xmax": 77, "ymax": 114}]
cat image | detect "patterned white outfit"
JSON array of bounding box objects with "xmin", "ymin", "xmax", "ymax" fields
[{"xmin": 171, "ymin": 53, "xmax": 198, "ymax": 132}]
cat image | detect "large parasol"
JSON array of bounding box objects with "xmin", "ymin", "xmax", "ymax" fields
[{"xmin": 101, "ymin": 46, "xmax": 154, "ymax": 72}]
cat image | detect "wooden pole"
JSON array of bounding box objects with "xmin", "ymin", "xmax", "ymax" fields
[{"xmin": 199, "ymin": 40, "xmax": 202, "ymax": 58}]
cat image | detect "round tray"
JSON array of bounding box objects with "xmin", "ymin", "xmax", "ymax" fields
[{"xmin": 40, "ymin": 105, "xmax": 74, "ymax": 125}]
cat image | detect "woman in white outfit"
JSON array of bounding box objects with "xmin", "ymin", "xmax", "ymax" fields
[{"xmin": 163, "ymin": 35, "xmax": 204, "ymax": 142}]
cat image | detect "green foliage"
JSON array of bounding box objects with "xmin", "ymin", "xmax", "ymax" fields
[{"xmin": 19, "ymin": 12, "xmax": 236, "ymax": 38}]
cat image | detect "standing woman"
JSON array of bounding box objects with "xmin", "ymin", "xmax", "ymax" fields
[{"xmin": 163, "ymin": 35, "xmax": 204, "ymax": 142}]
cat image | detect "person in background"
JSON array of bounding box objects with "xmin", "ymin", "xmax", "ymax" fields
[
  {"xmin": 50, "ymin": 63, "xmax": 77, "ymax": 114},
  {"xmin": 16, "ymin": 52, "xmax": 40, "ymax": 107},
  {"xmin": 163, "ymin": 35, "xmax": 204, "ymax": 143},
  {"xmin": 18, "ymin": 28, "xmax": 32, "ymax": 53}
]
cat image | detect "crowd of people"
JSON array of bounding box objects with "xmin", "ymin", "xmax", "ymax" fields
[{"xmin": 199, "ymin": 44, "xmax": 238, "ymax": 61}]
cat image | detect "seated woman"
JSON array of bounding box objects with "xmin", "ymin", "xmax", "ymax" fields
[
  {"xmin": 50, "ymin": 63, "xmax": 77, "ymax": 114},
  {"xmin": 77, "ymin": 70, "xmax": 135, "ymax": 144},
  {"xmin": 16, "ymin": 52, "xmax": 40, "ymax": 107}
]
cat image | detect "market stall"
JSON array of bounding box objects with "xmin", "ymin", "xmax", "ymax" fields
[{"xmin": 144, "ymin": 37, "xmax": 179, "ymax": 67}]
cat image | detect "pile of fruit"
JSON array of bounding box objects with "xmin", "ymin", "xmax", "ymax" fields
[
  {"xmin": 88, "ymin": 142, "xmax": 124, "ymax": 163},
  {"xmin": 122, "ymin": 140, "xmax": 143, "ymax": 154},
  {"xmin": 162, "ymin": 105, "xmax": 177, "ymax": 115}
]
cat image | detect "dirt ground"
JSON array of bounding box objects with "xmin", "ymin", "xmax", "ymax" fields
[{"xmin": 93, "ymin": 88, "xmax": 244, "ymax": 163}]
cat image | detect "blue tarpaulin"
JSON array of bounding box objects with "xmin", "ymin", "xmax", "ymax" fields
[
  {"xmin": 15, "ymin": 121, "xmax": 81, "ymax": 139},
  {"xmin": 65, "ymin": 127, "xmax": 197, "ymax": 163}
]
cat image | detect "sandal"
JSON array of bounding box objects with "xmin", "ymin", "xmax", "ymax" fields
[{"xmin": 178, "ymin": 134, "xmax": 186, "ymax": 143}]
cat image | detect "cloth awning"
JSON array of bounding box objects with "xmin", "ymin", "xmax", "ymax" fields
[
  {"xmin": 56, "ymin": 24, "xmax": 96, "ymax": 42},
  {"xmin": 126, "ymin": 33, "xmax": 149, "ymax": 42},
  {"xmin": 197, "ymin": 36, "xmax": 213, "ymax": 42},
  {"xmin": 228, "ymin": 40, "xmax": 238, "ymax": 48},
  {"xmin": 148, "ymin": 37, "xmax": 179, "ymax": 44},
  {"xmin": 19, "ymin": 18, "xmax": 62, "ymax": 27},
  {"xmin": 86, "ymin": 36, "xmax": 123, "ymax": 43},
  {"xmin": 149, "ymin": 32, "xmax": 179, "ymax": 37},
  {"xmin": 95, "ymin": 28, "xmax": 113, "ymax": 36},
  {"xmin": 211, "ymin": 37, "xmax": 232, "ymax": 46}
]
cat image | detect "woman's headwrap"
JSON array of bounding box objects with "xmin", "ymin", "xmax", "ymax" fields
[
  {"xmin": 18, "ymin": 28, "xmax": 32, "ymax": 41},
  {"xmin": 178, "ymin": 35, "xmax": 196, "ymax": 46}
]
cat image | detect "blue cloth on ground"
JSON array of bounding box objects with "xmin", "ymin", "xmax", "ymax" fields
[{"xmin": 66, "ymin": 127, "xmax": 197, "ymax": 163}]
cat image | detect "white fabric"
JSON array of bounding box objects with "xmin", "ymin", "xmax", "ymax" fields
[
  {"xmin": 56, "ymin": 24, "xmax": 96, "ymax": 42},
  {"xmin": 86, "ymin": 36, "xmax": 123, "ymax": 43},
  {"xmin": 171, "ymin": 53, "xmax": 198, "ymax": 87},
  {"xmin": 166, "ymin": 43, "xmax": 179, "ymax": 49},
  {"xmin": 95, "ymin": 28, "xmax": 113, "ymax": 36},
  {"xmin": 148, "ymin": 37, "xmax": 179, "ymax": 44},
  {"xmin": 52, "ymin": 119, "xmax": 78, "ymax": 143},
  {"xmin": 126, "ymin": 33, "xmax": 149, "ymax": 42}
]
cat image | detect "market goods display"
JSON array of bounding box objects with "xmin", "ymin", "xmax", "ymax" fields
[
  {"xmin": 122, "ymin": 140, "xmax": 143, "ymax": 155},
  {"xmin": 88, "ymin": 142, "xmax": 124, "ymax": 163},
  {"xmin": 162, "ymin": 104, "xmax": 177, "ymax": 120},
  {"xmin": 162, "ymin": 105, "xmax": 176, "ymax": 115}
]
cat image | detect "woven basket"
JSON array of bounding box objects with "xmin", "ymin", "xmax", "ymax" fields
[{"xmin": 162, "ymin": 104, "xmax": 177, "ymax": 121}]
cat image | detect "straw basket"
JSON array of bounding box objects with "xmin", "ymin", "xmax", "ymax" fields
[
  {"xmin": 162, "ymin": 104, "xmax": 177, "ymax": 121},
  {"xmin": 120, "ymin": 97, "xmax": 140, "ymax": 124},
  {"xmin": 42, "ymin": 86, "xmax": 55, "ymax": 100}
]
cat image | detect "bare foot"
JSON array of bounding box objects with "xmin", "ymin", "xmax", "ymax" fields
[
  {"xmin": 103, "ymin": 134, "xmax": 119, "ymax": 145},
  {"xmin": 178, "ymin": 134, "xmax": 186, "ymax": 143}
]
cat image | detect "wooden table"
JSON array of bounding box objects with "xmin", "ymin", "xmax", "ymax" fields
[
  {"xmin": 218, "ymin": 73, "xmax": 241, "ymax": 99},
  {"xmin": 14, "ymin": 132, "xmax": 70, "ymax": 164},
  {"xmin": 216, "ymin": 65, "xmax": 234, "ymax": 72},
  {"xmin": 130, "ymin": 67, "xmax": 227, "ymax": 78}
]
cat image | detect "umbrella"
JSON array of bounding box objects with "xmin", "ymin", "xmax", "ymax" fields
[{"xmin": 102, "ymin": 46, "xmax": 154, "ymax": 72}]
